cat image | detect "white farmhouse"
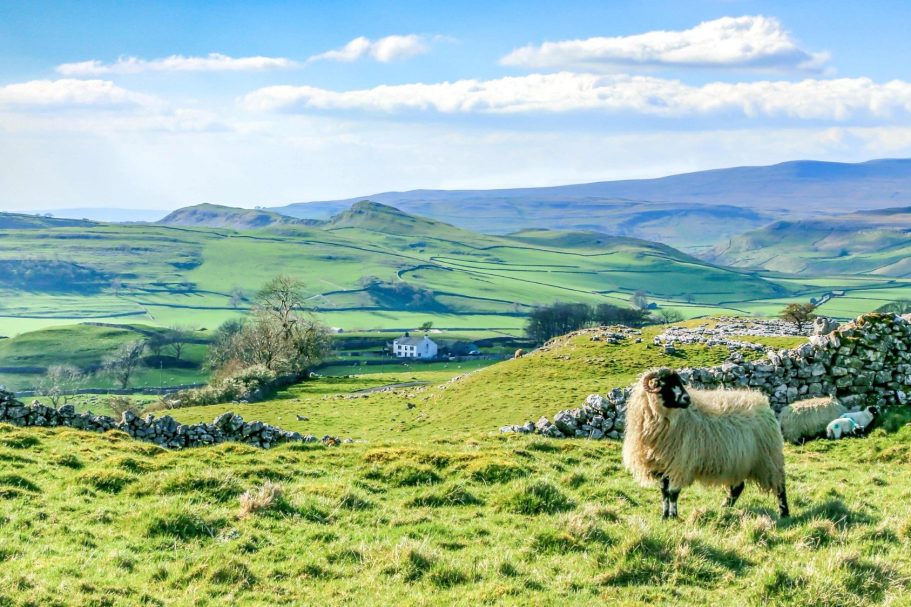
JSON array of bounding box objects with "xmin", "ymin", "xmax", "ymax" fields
[{"xmin": 392, "ymin": 333, "xmax": 438, "ymax": 359}]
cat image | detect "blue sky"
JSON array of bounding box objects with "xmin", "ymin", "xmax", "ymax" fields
[{"xmin": 2, "ymin": 0, "xmax": 911, "ymax": 211}]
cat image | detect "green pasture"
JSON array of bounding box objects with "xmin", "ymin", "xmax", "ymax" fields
[{"xmin": 2, "ymin": 323, "xmax": 911, "ymax": 605}]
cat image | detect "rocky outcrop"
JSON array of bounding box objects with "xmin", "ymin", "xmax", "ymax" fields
[
  {"xmin": 504, "ymin": 313, "xmax": 911, "ymax": 440},
  {"xmin": 0, "ymin": 390, "xmax": 344, "ymax": 449}
]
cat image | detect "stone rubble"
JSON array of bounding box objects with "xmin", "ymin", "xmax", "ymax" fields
[
  {"xmin": 503, "ymin": 313, "xmax": 911, "ymax": 440},
  {"xmin": 654, "ymin": 317, "xmax": 814, "ymax": 353},
  {"xmin": 0, "ymin": 390, "xmax": 348, "ymax": 450}
]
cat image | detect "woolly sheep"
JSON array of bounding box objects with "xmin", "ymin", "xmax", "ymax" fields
[
  {"xmin": 622, "ymin": 368, "xmax": 789, "ymax": 519},
  {"xmin": 778, "ymin": 397, "xmax": 847, "ymax": 444},
  {"xmin": 840, "ymin": 406, "xmax": 879, "ymax": 432}
]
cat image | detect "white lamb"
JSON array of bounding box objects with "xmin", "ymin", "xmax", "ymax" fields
[{"xmin": 826, "ymin": 406, "xmax": 879, "ymax": 439}]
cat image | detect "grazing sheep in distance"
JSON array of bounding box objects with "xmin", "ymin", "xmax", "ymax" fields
[
  {"xmin": 622, "ymin": 368, "xmax": 789, "ymax": 519},
  {"xmin": 779, "ymin": 397, "xmax": 847, "ymax": 444},
  {"xmin": 513, "ymin": 349, "xmax": 525, "ymax": 359}
]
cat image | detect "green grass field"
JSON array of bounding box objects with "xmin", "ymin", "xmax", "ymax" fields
[
  {"xmin": 2, "ymin": 329, "xmax": 910, "ymax": 606},
  {"xmin": 0, "ymin": 323, "xmax": 210, "ymax": 392}
]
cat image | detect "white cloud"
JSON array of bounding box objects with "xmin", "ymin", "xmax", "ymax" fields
[
  {"xmin": 307, "ymin": 34, "xmax": 429, "ymax": 64},
  {"xmin": 0, "ymin": 79, "xmax": 155, "ymax": 109},
  {"xmin": 501, "ymin": 16, "xmax": 829, "ymax": 72},
  {"xmin": 242, "ymin": 73, "xmax": 911, "ymax": 121},
  {"xmin": 57, "ymin": 53, "xmax": 297, "ymax": 76}
]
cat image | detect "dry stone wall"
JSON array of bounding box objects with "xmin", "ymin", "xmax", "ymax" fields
[
  {"xmin": 503, "ymin": 313, "xmax": 911, "ymax": 440},
  {"xmin": 0, "ymin": 391, "xmax": 343, "ymax": 449}
]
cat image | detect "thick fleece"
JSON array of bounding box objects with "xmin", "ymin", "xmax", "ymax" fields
[{"xmin": 623, "ymin": 376, "xmax": 786, "ymax": 494}]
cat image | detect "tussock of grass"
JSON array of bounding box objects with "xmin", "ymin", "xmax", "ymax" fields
[
  {"xmin": 364, "ymin": 462, "xmax": 442, "ymax": 487},
  {"xmin": 407, "ymin": 484, "xmax": 482, "ymax": 508},
  {"xmin": 797, "ymin": 519, "xmax": 839, "ymax": 550},
  {"xmin": 0, "ymin": 433, "xmax": 40, "ymax": 449},
  {"xmin": 237, "ymin": 466, "xmax": 295, "ymax": 481},
  {"xmin": 238, "ymin": 481, "xmax": 285, "ymax": 518},
  {"xmin": 52, "ymin": 453, "xmax": 83, "ymax": 469},
  {"xmin": 466, "ymin": 459, "xmax": 527, "ymax": 484},
  {"xmin": 336, "ymin": 490, "xmax": 373, "ymax": 511},
  {"xmin": 325, "ymin": 547, "xmax": 364, "ymax": 565},
  {"xmin": 146, "ymin": 510, "xmax": 225, "ymax": 541},
  {"xmin": 501, "ymin": 480, "xmax": 574, "ymax": 515},
  {"xmin": 77, "ymin": 469, "xmax": 135, "ymax": 493},
  {"xmin": 383, "ymin": 540, "xmax": 437, "ymax": 582},
  {"xmin": 108, "ymin": 456, "xmax": 154, "ymax": 474},
  {"xmin": 208, "ymin": 559, "xmax": 257, "ymax": 588},
  {"xmin": 0, "ymin": 474, "xmax": 40, "ymax": 493},
  {"xmin": 155, "ymin": 470, "xmax": 242, "ymax": 503}
]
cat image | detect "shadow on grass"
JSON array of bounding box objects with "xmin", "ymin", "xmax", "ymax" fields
[{"xmin": 784, "ymin": 498, "xmax": 877, "ymax": 531}]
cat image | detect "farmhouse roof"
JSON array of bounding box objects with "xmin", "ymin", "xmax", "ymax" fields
[{"xmin": 395, "ymin": 335, "xmax": 432, "ymax": 346}]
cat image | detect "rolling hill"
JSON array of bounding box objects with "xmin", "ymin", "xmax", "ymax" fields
[
  {"xmin": 269, "ymin": 158, "xmax": 911, "ymax": 249},
  {"xmin": 0, "ymin": 212, "xmax": 96, "ymax": 229},
  {"xmin": 157, "ymin": 203, "xmax": 317, "ymax": 230},
  {"xmin": 0, "ymin": 201, "xmax": 832, "ymax": 336},
  {"xmin": 709, "ymin": 207, "xmax": 911, "ymax": 276}
]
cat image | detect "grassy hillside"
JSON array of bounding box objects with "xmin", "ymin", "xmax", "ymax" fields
[
  {"xmin": 0, "ymin": 201, "xmax": 839, "ymax": 338},
  {"xmin": 3, "ymin": 330, "xmax": 911, "ymax": 605},
  {"xmin": 158, "ymin": 203, "xmax": 317, "ymax": 230},
  {"xmin": 0, "ymin": 323, "xmax": 210, "ymax": 391},
  {"xmin": 169, "ymin": 324, "xmax": 806, "ymax": 441},
  {"xmin": 0, "ymin": 211, "xmax": 96, "ymax": 229},
  {"xmin": 709, "ymin": 208, "xmax": 911, "ymax": 276}
]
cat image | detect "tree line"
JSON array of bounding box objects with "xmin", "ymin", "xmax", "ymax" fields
[{"xmin": 525, "ymin": 302, "xmax": 683, "ymax": 344}]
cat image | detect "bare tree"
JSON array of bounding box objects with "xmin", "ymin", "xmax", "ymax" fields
[
  {"xmin": 167, "ymin": 325, "xmax": 193, "ymax": 361},
  {"xmin": 255, "ymin": 275, "xmax": 308, "ymax": 340},
  {"xmin": 104, "ymin": 340, "xmax": 147, "ymax": 389},
  {"xmin": 147, "ymin": 331, "xmax": 170, "ymax": 361},
  {"xmin": 229, "ymin": 286, "xmax": 246, "ymax": 309},
  {"xmin": 630, "ymin": 291, "xmax": 649, "ymax": 310},
  {"xmin": 39, "ymin": 365, "xmax": 82, "ymax": 406},
  {"xmin": 206, "ymin": 275, "xmax": 331, "ymax": 377}
]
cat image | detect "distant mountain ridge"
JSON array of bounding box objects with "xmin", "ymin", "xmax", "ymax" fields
[{"xmin": 269, "ymin": 158, "xmax": 911, "ymax": 249}]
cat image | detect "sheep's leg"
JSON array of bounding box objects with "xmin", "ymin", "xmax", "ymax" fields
[
  {"xmin": 660, "ymin": 477, "xmax": 671, "ymax": 519},
  {"xmin": 723, "ymin": 482, "xmax": 745, "ymax": 508},
  {"xmin": 667, "ymin": 487, "xmax": 681, "ymax": 518},
  {"xmin": 777, "ymin": 485, "xmax": 790, "ymax": 518}
]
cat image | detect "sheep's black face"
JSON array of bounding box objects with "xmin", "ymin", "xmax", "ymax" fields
[
  {"xmin": 645, "ymin": 370, "xmax": 692, "ymax": 409},
  {"xmin": 868, "ymin": 406, "xmax": 879, "ymax": 418},
  {"xmin": 660, "ymin": 374, "xmax": 691, "ymax": 409}
]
